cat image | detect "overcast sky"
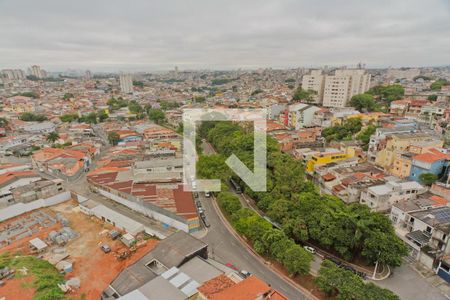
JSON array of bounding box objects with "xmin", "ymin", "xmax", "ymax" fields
[{"xmin": 1, "ymin": 0, "xmax": 449, "ymax": 72}]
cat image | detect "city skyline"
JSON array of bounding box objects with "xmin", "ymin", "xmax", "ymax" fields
[{"xmin": 1, "ymin": 0, "xmax": 450, "ymax": 71}]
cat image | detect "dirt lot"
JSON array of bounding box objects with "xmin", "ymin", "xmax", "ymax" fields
[{"xmin": 0, "ymin": 200, "xmax": 159, "ymax": 300}]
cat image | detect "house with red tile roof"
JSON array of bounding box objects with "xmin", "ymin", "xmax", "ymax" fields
[
  {"xmin": 198, "ymin": 275, "xmax": 288, "ymax": 300},
  {"xmin": 409, "ymin": 148, "xmax": 449, "ymax": 183},
  {"xmin": 31, "ymin": 147, "xmax": 89, "ymax": 179}
]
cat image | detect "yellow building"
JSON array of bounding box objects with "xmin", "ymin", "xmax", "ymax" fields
[
  {"xmin": 390, "ymin": 152, "xmax": 414, "ymax": 178},
  {"xmin": 375, "ymin": 133, "xmax": 443, "ymax": 170},
  {"xmin": 306, "ymin": 147, "xmax": 356, "ymax": 173}
]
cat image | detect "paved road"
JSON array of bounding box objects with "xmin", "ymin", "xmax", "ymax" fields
[{"xmin": 374, "ymin": 263, "xmax": 447, "ymax": 300}]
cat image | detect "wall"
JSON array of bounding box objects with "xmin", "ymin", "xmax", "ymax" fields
[
  {"xmin": 95, "ymin": 188, "xmax": 190, "ymax": 233},
  {"xmin": 0, "ymin": 191, "xmax": 71, "ymax": 222}
]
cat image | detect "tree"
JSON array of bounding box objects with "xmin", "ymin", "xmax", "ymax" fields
[
  {"xmin": 350, "ymin": 93, "xmax": 378, "ymax": 112},
  {"xmin": 367, "ymin": 84, "xmax": 404, "ymax": 103},
  {"xmin": 292, "ymin": 87, "xmax": 315, "ymax": 103},
  {"xmin": 97, "ymin": 110, "xmax": 108, "ymax": 122},
  {"xmin": 79, "ymin": 112, "xmax": 98, "ymax": 124},
  {"xmin": 316, "ymin": 260, "xmax": 399, "ymax": 300},
  {"xmin": 193, "ymin": 96, "xmax": 206, "ymax": 103},
  {"xmin": 128, "ymin": 100, "xmax": 143, "ymax": 114},
  {"xmin": 282, "ymin": 244, "xmax": 312, "ymax": 275},
  {"xmin": 60, "ymin": 113, "xmax": 78, "ymax": 122},
  {"xmin": 419, "ymin": 173, "xmax": 438, "ymax": 186},
  {"xmin": 427, "ymin": 95, "xmax": 438, "ymax": 102},
  {"xmin": 133, "ymin": 80, "xmax": 144, "ymax": 88},
  {"xmin": 357, "ymin": 125, "xmax": 377, "ymax": 147},
  {"xmin": 430, "ymin": 79, "xmax": 449, "ymax": 91},
  {"xmin": 147, "ymin": 108, "xmax": 165, "ymax": 124},
  {"xmin": 108, "ymin": 132, "xmax": 120, "ymax": 145},
  {"xmin": 217, "ymin": 192, "xmax": 242, "ymax": 216},
  {"xmin": 19, "ymin": 112, "xmax": 48, "ymax": 122},
  {"xmin": 63, "ymin": 93, "xmax": 74, "ymax": 100},
  {"xmin": 0, "ymin": 117, "xmax": 8, "ymax": 127},
  {"xmin": 46, "ymin": 132, "xmax": 59, "ymax": 143}
]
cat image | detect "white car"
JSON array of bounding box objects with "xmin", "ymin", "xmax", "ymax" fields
[
  {"xmin": 205, "ymin": 191, "xmax": 211, "ymax": 197},
  {"xmin": 303, "ymin": 246, "xmax": 316, "ymax": 254}
]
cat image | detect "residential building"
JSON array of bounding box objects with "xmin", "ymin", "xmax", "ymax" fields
[
  {"xmin": 300, "ymin": 69, "xmax": 325, "ymax": 104},
  {"xmin": 198, "ymin": 275, "xmax": 288, "ymax": 300},
  {"xmin": 374, "ymin": 132, "xmax": 442, "ymax": 170},
  {"xmin": 322, "ymin": 69, "xmax": 371, "ymax": 108},
  {"xmin": 360, "ymin": 180, "xmax": 425, "ymax": 212},
  {"xmin": 282, "ymin": 103, "xmax": 321, "ymax": 129},
  {"xmin": 31, "ymin": 65, "xmax": 44, "ymax": 78},
  {"xmin": 392, "ymin": 204, "xmax": 450, "ymax": 271},
  {"xmin": 119, "ymin": 74, "xmax": 133, "ymax": 94},
  {"xmin": 306, "ymin": 147, "xmax": 356, "ymax": 174},
  {"xmin": 409, "ymin": 149, "xmax": 449, "ymax": 182},
  {"xmin": 1, "ymin": 69, "xmax": 26, "ymax": 80}
]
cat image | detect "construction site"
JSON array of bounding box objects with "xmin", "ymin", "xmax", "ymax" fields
[{"xmin": 0, "ymin": 199, "xmax": 159, "ymax": 300}]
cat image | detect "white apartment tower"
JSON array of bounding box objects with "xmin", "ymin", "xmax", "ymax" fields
[
  {"xmin": 322, "ymin": 69, "xmax": 371, "ymax": 108},
  {"xmin": 301, "ymin": 69, "xmax": 326, "ymax": 104},
  {"xmin": 119, "ymin": 74, "xmax": 133, "ymax": 94},
  {"xmin": 1, "ymin": 69, "xmax": 25, "ymax": 80},
  {"xmin": 31, "ymin": 65, "xmax": 44, "ymax": 79}
]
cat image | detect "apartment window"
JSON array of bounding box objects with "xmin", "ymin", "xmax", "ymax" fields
[{"xmin": 426, "ymin": 226, "xmax": 432, "ymax": 234}]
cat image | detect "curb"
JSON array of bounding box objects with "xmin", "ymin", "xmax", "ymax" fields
[{"xmin": 211, "ymin": 196, "xmax": 319, "ymax": 300}]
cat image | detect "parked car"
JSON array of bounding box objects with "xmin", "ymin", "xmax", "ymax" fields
[
  {"xmin": 109, "ymin": 230, "xmax": 121, "ymax": 240},
  {"xmin": 100, "ymin": 244, "xmax": 111, "ymax": 253},
  {"xmin": 194, "ymin": 192, "xmax": 199, "ymax": 198},
  {"xmin": 327, "ymin": 257, "xmax": 342, "ymax": 266},
  {"xmin": 205, "ymin": 191, "xmax": 211, "ymax": 198},
  {"xmin": 303, "ymin": 246, "xmax": 316, "ymax": 254},
  {"xmin": 196, "ymin": 202, "xmax": 202, "ymax": 208},
  {"xmin": 198, "ymin": 207, "xmax": 204, "ymax": 214},
  {"xmin": 202, "ymin": 216, "xmax": 210, "ymax": 228},
  {"xmin": 240, "ymin": 270, "xmax": 251, "ymax": 278}
]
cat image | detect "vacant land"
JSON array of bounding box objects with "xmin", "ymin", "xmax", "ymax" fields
[{"xmin": 0, "ymin": 200, "xmax": 158, "ymax": 300}]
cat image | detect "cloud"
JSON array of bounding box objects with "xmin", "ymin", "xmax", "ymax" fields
[{"xmin": 0, "ymin": 0, "xmax": 449, "ymax": 71}]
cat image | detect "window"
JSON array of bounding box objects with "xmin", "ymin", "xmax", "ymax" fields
[{"xmin": 426, "ymin": 226, "xmax": 432, "ymax": 233}]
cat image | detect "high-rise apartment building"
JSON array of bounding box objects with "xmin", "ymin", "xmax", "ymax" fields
[
  {"xmin": 301, "ymin": 68, "xmax": 371, "ymax": 108},
  {"xmin": 1, "ymin": 69, "xmax": 26, "ymax": 80},
  {"xmin": 31, "ymin": 65, "xmax": 44, "ymax": 78},
  {"xmin": 119, "ymin": 74, "xmax": 133, "ymax": 94},
  {"xmin": 301, "ymin": 69, "xmax": 325, "ymax": 104}
]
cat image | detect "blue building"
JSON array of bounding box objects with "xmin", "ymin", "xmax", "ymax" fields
[{"xmin": 409, "ymin": 150, "xmax": 449, "ymax": 183}]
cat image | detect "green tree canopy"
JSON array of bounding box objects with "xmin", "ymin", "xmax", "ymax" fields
[
  {"xmin": 367, "ymin": 84, "xmax": 405, "ymax": 103},
  {"xmin": 430, "ymin": 79, "xmax": 449, "ymax": 91},
  {"xmin": 419, "ymin": 173, "xmax": 438, "ymax": 186},
  {"xmin": 46, "ymin": 131, "xmax": 59, "ymax": 143},
  {"xmin": 108, "ymin": 131, "xmax": 120, "ymax": 145},
  {"xmin": 292, "ymin": 87, "xmax": 316, "ymax": 103},
  {"xmin": 63, "ymin": 93, "xmax": 74, "ymax": 100},
  {"xmin": 19, "ymin": 112, "xmax": 48, "ymax": 122},
  {"xmin": 350, "ymin": 93, "xmax": 379, "ymax": 112},
  {"xmin": 60, "ymin": 113, "xmax": 79, "ymax": 123},
  {"xmin": 147, "ymin": 108, "xmax": 165, "ymax": 124}
]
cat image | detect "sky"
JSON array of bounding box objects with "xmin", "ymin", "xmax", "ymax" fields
[{"xmin": 0, "ymin": 0, "xmax": 449, "ymax": 72}]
